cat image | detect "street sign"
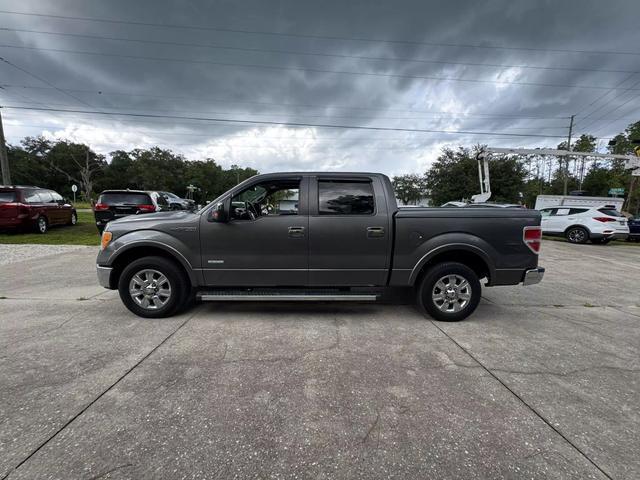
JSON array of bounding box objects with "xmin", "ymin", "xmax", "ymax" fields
[
  {"xmin": 71, "ymin": 184, "xmax": 77, "ymax": 193},
  {"xmin": 609, "ymin": 188, "xmax": 625, "ymax": 195}
]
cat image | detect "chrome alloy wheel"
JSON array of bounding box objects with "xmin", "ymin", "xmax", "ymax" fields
[
  {"xmin": 568, "ymin": 228, "xmax": 586, "ymax": 243},
  {"xmin": 129, "ymin": 269, "xmax": 172, "ymax": 310},
  {"xmin": 431, "ymin": 274, "xmax": 472, "ymax": 313},
  {"xmin": 37, "ymin": 216, "xmax": 47, "ymax": 233}
]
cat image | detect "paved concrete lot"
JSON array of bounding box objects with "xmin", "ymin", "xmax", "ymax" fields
[{"xmin": 0, "ymin": 241, "xmax": 638, "ymax": 479}]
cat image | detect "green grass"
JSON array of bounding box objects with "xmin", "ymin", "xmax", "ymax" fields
[
  {"xmin": 72, "ymin": 201, "xmax": 93, "ymax": 209},
  {"xmin": 0, "ymin": 211, "xmax": 100, "ymax": 246}
]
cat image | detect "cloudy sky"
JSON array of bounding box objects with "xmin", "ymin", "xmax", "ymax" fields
[{"xmin": 0, "ymin": 0, "xmax": 639, "ymax": 176}]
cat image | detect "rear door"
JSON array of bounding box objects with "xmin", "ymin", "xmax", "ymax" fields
[
  {"xmin": 308, "ymin": 176, "xmax": 390, "ymax": 286},
  {"xmin": 36, "ymin": 190, "xmax": 60, "ymax": 224}
]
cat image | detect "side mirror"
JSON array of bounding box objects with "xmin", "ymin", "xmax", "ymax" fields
[{"xmin": 209, "ymin": 201, "xmax": 228, "ymax": 223}]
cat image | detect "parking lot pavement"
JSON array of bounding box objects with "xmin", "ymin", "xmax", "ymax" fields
[{"xmin": 0, "ymin": 241, "xmax": 638, "ymax": 479}]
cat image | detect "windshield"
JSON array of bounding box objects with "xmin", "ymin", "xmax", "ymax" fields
[{"xmin": 0, "ymin": 191, "xmax": 17, "ymax": 203}]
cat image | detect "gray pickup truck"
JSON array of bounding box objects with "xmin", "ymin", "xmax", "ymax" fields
[{"xmin": 96, "ymin": 172, "xmax": 544, "ymax": 321}]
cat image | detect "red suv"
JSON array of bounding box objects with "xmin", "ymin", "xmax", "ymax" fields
[{"xmin": 0, "ymin": 186, "xmax": 78, "ymax": 233}]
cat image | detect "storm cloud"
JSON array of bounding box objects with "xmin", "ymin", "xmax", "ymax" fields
[{"xmin": 0, "ymin": 0, "xmax": 639, "ymax": 175}]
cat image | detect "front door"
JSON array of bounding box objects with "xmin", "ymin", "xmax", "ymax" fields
[
  {"xmin": 308, "ymin": 176, "xmax": 391, "ymax": 286},
  {"xmin": 200, "ymin": 176, "xmax": 309, "ymax": 286}
]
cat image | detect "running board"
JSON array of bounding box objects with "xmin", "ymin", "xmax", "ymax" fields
[{"xmin": 197, "ymin": 289, "xmax": 379, "ymax": 302}]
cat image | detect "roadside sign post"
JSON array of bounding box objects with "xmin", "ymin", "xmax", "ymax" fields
[{"xmin": 71, "ymin": 184, "xmax": 78, "ymax": 203}]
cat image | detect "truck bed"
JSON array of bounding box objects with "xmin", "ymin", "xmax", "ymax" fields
[{"xmin": 390, "ymin": 207, "xmax": 541, "ymax": 286}]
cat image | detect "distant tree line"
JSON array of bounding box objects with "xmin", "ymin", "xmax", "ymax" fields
[
  {"xmin": 7, "ymin": 136, "xmax": 258, "ymax": 204},
  {"xmin": 393, "ymin": 120, "xmax": 640, "ymax": 213}
]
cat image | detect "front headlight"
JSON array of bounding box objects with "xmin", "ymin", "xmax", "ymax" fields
[{"xmin": 100, "ymin": 231, "xmax": 113, "ymax": 251}]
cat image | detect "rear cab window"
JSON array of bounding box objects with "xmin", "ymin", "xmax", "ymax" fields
[
  {"xmin": 318, "ymin": 180, "xmax": 375, "ymax": 215},
  {"xmin": 98, "ymin": 192, "xmax": 153, "ymax": 205}
]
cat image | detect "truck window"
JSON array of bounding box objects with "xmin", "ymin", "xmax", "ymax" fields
[
  {"xmin": 318, "ymin": 181, "xmax": 374, "ymax": 215},
  {"xmin": 231, "ymin": 180, "xmax": 300, "ymax": 220}
]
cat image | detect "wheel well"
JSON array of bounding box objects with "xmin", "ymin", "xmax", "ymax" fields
[
  {"xmin": 110, "ymin": 246, "xmax": 191, "ymax": 289},
  {"xmin": 564, "ymin": 225, "xmax": 590, "ymax": 234},
  {"xmin": 414, "ymin": 250, "xmax": 491, "ymax": 285}
]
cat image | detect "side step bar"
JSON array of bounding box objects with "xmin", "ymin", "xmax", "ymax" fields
[{"xmin": 197, "ymin": 289, "xmax": 379, "ymax": 302}]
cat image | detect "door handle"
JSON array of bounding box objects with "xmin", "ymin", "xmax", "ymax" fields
[
  {"xmin": 288, "ymin": 226, "xmax": 305, "ymax": 238},
  {"xmin": 366, "ymin": 226, "xmax": 385, "ymax": 238}
]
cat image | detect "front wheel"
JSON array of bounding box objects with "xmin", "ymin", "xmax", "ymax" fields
[
  {"xmin": 118, "ymin": 256, "xmax": 189, "ymax": 318},
  {"xmin": 416, "ymin": 262, "xmax": 481, "ymax": 322},
  {"xmin": 566, "ymin": 227, "xmax": 589, "ymax": 244},
  {"xmin": 36, "ymin": 216, "xmax": 48, "ymax": 234},
  {"xmin": 68, "ymin": 211, "xmax": 78, "ymax": 226}
]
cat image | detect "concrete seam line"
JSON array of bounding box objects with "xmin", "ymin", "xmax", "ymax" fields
[
  {"xmin": 1, "ymin": 308, "xmax": 200, "ymax": 480},
  {"xmin": 428, "ymin": 319, "xmax": 614, "ymax": 480}
]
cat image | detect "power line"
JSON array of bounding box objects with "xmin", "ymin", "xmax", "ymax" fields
[
  {"xmin": 1, "ymin": 44, "xmax": 637, "ymax": 92},
  {"xmin": 575, "ymin": 78, "xmax": 640, "ymax": 132},
  {"xmin": 0, "ymin": 55, "xmax": 94, "ymax": 109},
  {"xmin": 572, "ymin": 72, "xmax": 639, "ymax": 118},
  {"xmin": 0, "ymin": 84, "xmax": 572, "ymax": 119},
  {"xmin": 0, "ymin": 27, "xmax": 636, "ymax": 75},
  {"xmin": 586, "ymin": 96, "xmax": 640, "ymax": 135},
  {"xmin": 573, "ymin": 75, "xmax": 640, "ymax": 129},
  {"xmin": 1, "ymin": 9, "xmax": 639, "ymax": 57},
  {"xmin": 0, "ymin": 96, "xmax": 571, "ymax": 128},
  {"xmin": 1, "ymin": 105, "xmax": 570, "ymax": 138}
]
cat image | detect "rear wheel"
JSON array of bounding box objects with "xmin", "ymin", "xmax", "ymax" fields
[
  {"xmin": 36, "ymin": 216, "xmax": 48, "ymax": 234},
  {"xmin": 566, "ymin": 226, "xmax": 588, "ymax": 244},
  {"xmin": 118, "ymin": 256, "xmax": 189, "ymax": 318},
  {"xmin": 416, "ymin": 262, "xmax": 481, "ymax": 322}
]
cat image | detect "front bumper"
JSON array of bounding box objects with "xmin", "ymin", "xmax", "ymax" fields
[
  {"xmin": 523, "ymin": 267, "xmax": 545, "ymax": 286},
  {"xmin": 97, "ymin": 265, "xmax": 114, "ymax": 289}
]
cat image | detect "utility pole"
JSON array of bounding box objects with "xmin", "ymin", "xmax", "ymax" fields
[
  {"xmin": 0, "ymin": 108, "xmax": 11, "ymax": 185},
  {"xmin": 563, "ymin": 115, "xmax": 574, "ymax": 195}
]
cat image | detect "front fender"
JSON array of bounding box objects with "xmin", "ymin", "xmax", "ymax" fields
[{"xmin": 98, "ymin": 230, "xmax": 199, "ymax": 285}]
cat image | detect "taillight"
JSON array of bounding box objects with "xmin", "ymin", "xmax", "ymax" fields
[
  {"xmin": 94, "ymin": 203, "xmax": 109, "ymax": 211},
  {"xmin": 137, "ymin": 204, "xmax": 156, "ymax": 213},
  {"xmin": 593, "ymin": 217, "xmax": 615, "ymax": 222},
  {"xmin": 523, "ymin": 226, "xmax": 541, "ymax": 254}
]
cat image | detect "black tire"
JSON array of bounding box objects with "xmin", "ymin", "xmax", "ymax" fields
[
  {"xmin": 565, "ymin": 226, "xmax": 589, "ymax": 244},
  {"xmin": 35, "ymin": 215, "xmax": 48, "ymax": 234},
  {"xmin": 118, "ymin": 256, "xmax": 190, "ymax": 318},
  {"xmin": 416, "ymin": 262, "xmax": 481, "ymax": 322},
  {"xmin": 68, "ymin": 211, "xmax": 78, "ymax": 226}
]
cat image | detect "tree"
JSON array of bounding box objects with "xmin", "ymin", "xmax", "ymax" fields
[
  {"xmin": 20, "ymin": 137, "xmax": 106, "ymax": 201},
  {"xmin": 392, "ymin": 174, "xmax": 428, "ymax": 205},
  {"xmin": 424, "ymin": 146, "xmax": 526, "ymax": 206}
]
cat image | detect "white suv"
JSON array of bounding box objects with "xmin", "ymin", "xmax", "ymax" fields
[{"xmin": 539, "ymin": 205, "xmax": 629, "ymax": 244}]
